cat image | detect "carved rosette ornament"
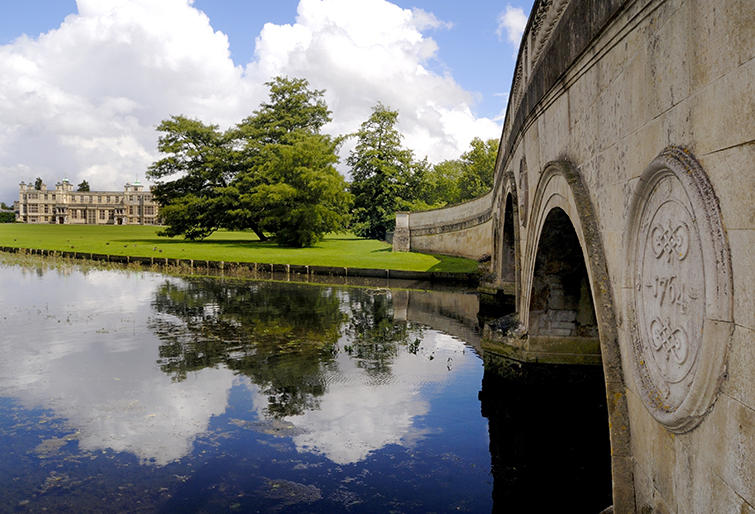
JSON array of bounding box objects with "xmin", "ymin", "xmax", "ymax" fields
[{"xmin": 626, "ymin": 147, "xmax": 732, "ymax": 433}]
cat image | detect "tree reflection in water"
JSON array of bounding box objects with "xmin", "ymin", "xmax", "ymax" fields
[
  {"xmin": 149, "ymin": 279, "xmax": 424, "ymax": 419},
  {"xmin": 344, "ymin": 290, "xmax": 423, "ymax": 375}
]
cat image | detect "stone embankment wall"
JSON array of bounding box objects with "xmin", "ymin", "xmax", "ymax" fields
[
  {"xmin": 392, "ymin": 191, "xmax": 493, "ymax": 261},
  {"xmin": 0, "ymin": 246, "xmax": 477, "ymax": 285}
]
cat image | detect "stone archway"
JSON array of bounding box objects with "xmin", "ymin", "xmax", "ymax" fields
[
  {"xmin": 522, "ymin": 161, "xmax": 635, "ymax": 512},
  {"xmin": 501, "ymin": 195, "xmax": 517, "ymax": 283},
  {"xmin": 494, "ymin": 171, "xmax": 520, "ymax": 300},
  {"xmin": 528, "ymin": 207, "xmax": 598, "ymax": 341}
]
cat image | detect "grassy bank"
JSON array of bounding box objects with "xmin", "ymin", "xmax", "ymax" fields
[{"xmin": 0, "ymin": 224, "xmax": 477, "ymax": 273}]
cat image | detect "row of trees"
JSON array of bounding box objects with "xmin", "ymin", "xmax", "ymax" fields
[
  {"xmin": 0, "ymin": 202, "xmax": 13, "ymax": 223},
  {"xmin": 149, "ymin": 76, "xmax": 497, "ymax": 246},
  {"xmin": 348, "ymin": 102, "xmax": 497, "ymax": 239}
]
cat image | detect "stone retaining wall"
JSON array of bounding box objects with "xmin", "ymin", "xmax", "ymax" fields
[
  {"xmin": 393, "ymin": 191, "xmax": 493, "ymax": 261},
  {"xmin": 0, "ymin": 246, "xmax": 477, "ymax": 285}
]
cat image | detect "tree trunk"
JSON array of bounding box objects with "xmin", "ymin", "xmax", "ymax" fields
[{"xmin": 251, "ymin": 222, "xmax": 268, "ymax": 242}]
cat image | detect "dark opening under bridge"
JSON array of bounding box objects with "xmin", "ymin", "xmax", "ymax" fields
[{"xmin": 394, "ymin": 1, "xmax": 755, "ymax": 512}]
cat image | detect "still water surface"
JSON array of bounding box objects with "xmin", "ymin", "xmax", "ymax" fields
[{"xmin": 0, "ymin": 258, "xmax": 493, "ymax": 513}]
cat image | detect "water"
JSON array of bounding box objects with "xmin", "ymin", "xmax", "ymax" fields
[
  {"xmin": 0, "ymin": 256, "xmax": 613, "ymax": 513},
  {"xmin": 0, "ymin": 258, "xmax": 492, "ymax": 513}
]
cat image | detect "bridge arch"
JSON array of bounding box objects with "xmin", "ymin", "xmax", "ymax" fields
[
  {"xmin": 493, "ymin": 171, "xmax": 520, "ymax": 300},
  {"xmin": 523, "ymin": 160, "xmax": 635, "ymax": 511}
]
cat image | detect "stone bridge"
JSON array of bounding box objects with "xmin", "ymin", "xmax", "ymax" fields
[{"xmin": 393, "ymin": 0, "xmax": 755, "ymax": 512}]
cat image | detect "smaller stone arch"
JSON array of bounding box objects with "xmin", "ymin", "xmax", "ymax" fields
[
  {"xmin": 495, "ymin": 171, "xmax": 521, "ymax": 300},
  {"xmin": 527, "ymin": 207, "xmax": 598, "ymax": 340}
]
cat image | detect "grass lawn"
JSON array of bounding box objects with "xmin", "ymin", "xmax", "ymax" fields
[{"xmin": 0, "ymin": 224, "xmax": 478, "ymax": 273}]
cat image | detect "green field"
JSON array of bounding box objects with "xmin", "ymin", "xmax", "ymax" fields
[{"xmin": 0, "ymin": 224, "xmax": 477, "ymax": 273}]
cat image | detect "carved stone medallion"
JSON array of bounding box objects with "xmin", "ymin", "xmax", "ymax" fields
[{"xmin": 626, "ymin": 147, "xmax": 732, "ymax": 433}]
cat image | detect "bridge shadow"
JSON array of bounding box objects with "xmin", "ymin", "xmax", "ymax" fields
[{"xmin": 480, "ymin": 355, "xmax": 613, "ymax": 513}]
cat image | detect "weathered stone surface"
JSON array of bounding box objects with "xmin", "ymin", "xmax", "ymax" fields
[
  {"xmin": 393, "ymin": 192, "xmax": 492, "ymax": 260},
  {"xmin": 391, "ymin": 212, "xmax": 410, "ymax": 252},
  {"xmin": 720, "ymin": 325, "xmax": 755, "ymax": 406}
]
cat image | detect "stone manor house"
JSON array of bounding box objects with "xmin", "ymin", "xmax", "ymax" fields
[{"xmin": 16, "ymin": 178, "xmax": 160, "ymax": 226}]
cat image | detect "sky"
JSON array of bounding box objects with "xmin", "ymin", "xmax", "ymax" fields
[{"xmin": 0, "ymin": 0, "xmax": 532, "ymax": 204}]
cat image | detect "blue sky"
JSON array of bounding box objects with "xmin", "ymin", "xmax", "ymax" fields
[
  {"xmin": 0, "ymin": 0, "xmax": 532, "ymax": 203},
  {"xmin": 189, "ymin": 0, "xmax": 527, "ymax": 119}
]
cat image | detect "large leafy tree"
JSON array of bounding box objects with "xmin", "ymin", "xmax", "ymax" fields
[
  {"xmin": 233, "ymin": 132, "xmax": 351, "ymax": 247},
  {"xmin": 236, "ymin": 76, "xmax": 332, "ymax": 146},
  {"xmin": 77, "ymin": 180, "xmax": 90, "ymax": 192},
  {"xmin": 228, "ymin": 77, "xmax": 350, "ymax": 247},
  {"xmin": 147, "ymin": 115, "xmax": 246, "ymax": 240},
  {"xmin": 347, "ymin": 103, "xmax": 415, "ymax": 239},
  {"xmin": 420, "ymin": 159, "xmax": 464, "ymax": 206},
  {"xmin": 147, "ymin": 77, "xmax": 351, "ymax": 246}
]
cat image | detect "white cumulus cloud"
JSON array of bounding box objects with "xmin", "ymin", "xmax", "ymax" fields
[
  {"xmin": 0, "ymin": 0, "xmax": 502, "ymax": 202},
  {"xmin": 497, "ymin": 5, "xmax": 528, "ymax": 48}
]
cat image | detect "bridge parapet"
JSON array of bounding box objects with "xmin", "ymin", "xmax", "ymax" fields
[{"xmin": 392, "ymin": 190, "xmax": 493, "ymax": 261}]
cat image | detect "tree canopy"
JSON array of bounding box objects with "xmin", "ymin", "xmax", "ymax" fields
[
  {"xmin": 407, "ymin": 137, "xmax": 498, "ymax": 208},
  {"xmin": 347, "ymin": 104, "xmax": 499, "ymax": 238},
  {"xmin": 148, "ymin": 78, "xmax": 499, "ymax": 245},
  {"xmin": 457, "ymin": 137, "xmax": 498, "ymax": 200},
  {"xmin": 148, "ymin": 77, "xmax": 351, "ymax": 247},
  {"xmin": 148, "ymin": 116, "xmax": 237, "ymax": 240},
  {"xmin": 347, "ymin": 103, "xmax": 416, "ymax": 240},
  {"xmin": 77, "ymin": 180, "xmax": 90, "ymax": 192}
]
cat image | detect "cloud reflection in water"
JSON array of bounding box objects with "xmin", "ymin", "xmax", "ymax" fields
[{"xmin": 0, "ymin": 261, "xmax": 477, "ymax": 468}]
